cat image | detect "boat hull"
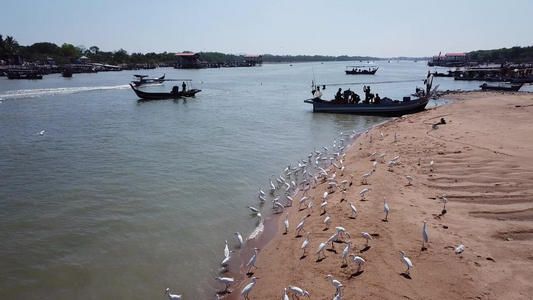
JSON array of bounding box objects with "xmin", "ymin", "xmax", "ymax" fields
[
  {"xmin": 304, "ymin": 98, "xmax": 430, "ymax": 117},
  {"xmin": 129, "ymin": 84, "xmax": 201, "ymax": 100},
  {"xmin": 479, "ymin": 83, "xmax": 522, "ymax": 91}
]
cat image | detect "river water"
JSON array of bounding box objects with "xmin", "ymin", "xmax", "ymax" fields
[{"xmin": 1, "ymin": 61, "xmax": 529, "ymax": 299}]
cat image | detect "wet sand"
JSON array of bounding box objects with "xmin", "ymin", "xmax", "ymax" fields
[{"xmin": 222, "ymin": 91, "xmax": 533, "ymax": 300}]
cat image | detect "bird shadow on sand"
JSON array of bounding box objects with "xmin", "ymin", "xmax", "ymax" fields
[
  {"xmin": 349, "ymin": 270, "xmax": 364, "ymax": 279},
  {"xmin": 421, "ymin": 246, "xmax": 428, "ymax": 251},
  {"xmin": 381, "ymin": 218, "xmax": 389, "ymax": 222},
  {"xmin": 295, "ymin": 234, "xmax": 303, "ymax": 238},
  {"xmin": 246, "ymin": 271, "xmax": 255, "ymax": 277},
  {"xmin": 360, "ymin": 199, "xmax": 369, "ymax": 202},
  {"xmin": 349, "ymin": 216, "xmax": 357, "ymax": 220},
  {"xmin": 341, "ymin": 264, "xmax": 348, "ymax": 268},
  {"xmin": 323, "ymin": 227, "xmax": 329, "ymax": 231},
  {"xmin": 216, "ymin": 290, "xmax": 231, "ymax": 296},
  {"xmin": 282, "ymin": 232, "xmax": 287, "ymax": 235},
  {"xmin": 316, "ymin": 257, "xmax": 327, "ymax": 262},
  {"xmin": 360, "ymin": 246, "xmax": 371, "ymax": 253},
  {"xmin": 300, "ymin": 254, "xmax": 307, "ymax": 260},
  {"xmin": 326, "ymin": 249, "xmax": 338, "ymax": 254},
  {"xmin": 400, "ymin": 273, "xmax": 412, "ymax": 280},
  {"xmin": 320, "ymin": 211, "xmax": 326, "ymax": 216}
]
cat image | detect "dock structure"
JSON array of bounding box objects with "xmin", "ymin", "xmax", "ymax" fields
[
  {"xmin": 428, "ymin": 53, "xmax": 467, "ymax": 67},
  {"xmin": 174, "ymin": 53, "xmax": 262, "ymax": 69}
]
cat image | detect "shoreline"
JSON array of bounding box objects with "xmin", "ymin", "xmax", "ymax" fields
[{"xmin": 221, "ymin": 90, "xmax": 533, "ymax": 299}]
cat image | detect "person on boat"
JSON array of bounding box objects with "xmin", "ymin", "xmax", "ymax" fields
[
  {"xmin": 363, "ymin": 85, "xmax": 372, "ymax": 102},
  {"xmin": 313, "ymin": 86, "xmax": 322, "ymax": 99},
  {"xmin": 335, "ymin": 88, "xmax": 343, "ymax": 100},
  {"xmin": 343, "ymin": 89, "xmax": 351, "ymax": 103},
  {"xmin": 172, "ymin": 86, "xmax": 180, "ymax": 94},
  {"xmin": 351, "ymin": 92, "xmax": 361, "ymax": 104},
  {"xmin": 374, "ymin": 93, "xmax": 381, "ymax": 104},
  {"xmin": 182, "ymin": 82, "xmax": 187, "ymax": 92}
]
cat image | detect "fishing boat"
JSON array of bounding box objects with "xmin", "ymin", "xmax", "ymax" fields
[
  {"xmin": 304, "ymin": 76, "xmax": 438, "ymax": 116},
  {"xmin": 6, "ymin": 69, "xmax": 43, "ymax": 79},
  {"xmin": 479, "ymin": 82, "xmax": 523, "ymax": 91},
  {"xmin": 61, "ymin": 68, "xmax": 73, "ymax": 77},
  {"xmin": 129, "ymin": 82, "xmax": 201, "ymax": 100},
  {"xmin": 345, "ymin": 65, "xmax": 379, "ymax": 75},
  {"xmin": 131, "ymin": 74, "xmax": 165, "ymax": 86}
]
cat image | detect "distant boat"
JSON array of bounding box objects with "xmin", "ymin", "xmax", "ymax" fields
[
  {"xmin": 6, "ymin": 69, "xmax": 43, "ymax": 79},
  {"xmin": 345, "ymin": 65, "xmax": 378, "ymax": 75},
  {"xmin": 132, "ymin": 74, "xmax": 165, "ymax": 86},
  {"xmin": 479, "ymin": 82, "xmax": 523, "ymax": 91},
  {"xmin": 61, "ymin": 68, "xmax": 73, "ymax": 77}
]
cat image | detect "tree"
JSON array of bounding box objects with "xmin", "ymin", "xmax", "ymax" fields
[{"xmin": 60, "ymin": 43, "xmax": 81, "ymax": 58}]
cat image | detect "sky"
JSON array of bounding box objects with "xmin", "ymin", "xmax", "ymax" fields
[{"xmin": 1, "ymin": 0, "xmax": 532, "ymax": 58}]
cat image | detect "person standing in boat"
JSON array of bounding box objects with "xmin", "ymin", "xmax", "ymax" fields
[
  {"xmin": 335, "ymin": 88, "xmax": 343, "ymax": 100},
  {"xmin": 374, "ymin": 93, "xmax": 381, "ymax": 104},
  {"xmin": 182, "ymin": 81, "xmax": 187, "ymax": 92}
]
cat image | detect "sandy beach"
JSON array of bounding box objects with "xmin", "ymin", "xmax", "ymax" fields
[{"xmin": 221, "ymin": 91, "xmax": 533, "ymax": 300}]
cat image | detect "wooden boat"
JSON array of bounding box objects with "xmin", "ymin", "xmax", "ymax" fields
[
  {"xmin": 61, "ymin": 68, "xmax": 73, "ymax": 77},
  {"xmin": 132, "ymin": 74, "xmax": 165, "ymax": 86},
  {"xmin": 345, "ymin": 65, "xmax": 378, "ymax": 75},
  {"xmin": 304, "ymin": 76, "xmax": 438, "ymax": 116},
  {"xmin": 129, "ymin": 84, "xmax": 201, "ymax": 100},
  {"xmin": 479, "ymin": 82, "xmax": 523, "ymax": 91},
  {"xmin": 6, "ymin": 69, "xmax": 43, "ymax": 79}
]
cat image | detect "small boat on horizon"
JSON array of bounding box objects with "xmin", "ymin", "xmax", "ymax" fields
[
  {"xmin": 345, "ymin": 65, "xmax": 378, "ymax": 75},
  {"xmin": 131, "ymin": 74, "xmax": 165, "ymax": 86}
]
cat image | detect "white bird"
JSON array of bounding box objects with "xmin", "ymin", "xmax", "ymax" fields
[
  {"xmin": 400, "ymin": 251, "xmax": 413, "ymax": 274},
  {"xmin": 359, "ymin": 188, "xmax": 372, "ymax": 199},
  {"xmin": 326, "ymin": 274, "xmax": 342, "ymax": 295},
  {"xmin": 259, "ymin": 188, "xmax": 266, "ymax": 197},
  {"xmin": 405, "ymin": 175, "xmax": 414, "ymax": 185},
  {"xmin": 296, "ymin": 217, "xmax": 306, "ymax": 235},
  {"xmin": 372, "ymin": 161, "xmax": 377, "ymax": 171},
  {"xmin": 417, "ymin": 156, "xmax": 421, "ymax": 166},
  {"xmin": 333, "ymin": 284, "xmax": 344, "ymax": 300},
  {"xmin": 320, "ymin": 201, "xmax": 328, "ymax": 214},
  {"xmin": 38, "ymin": 130, "xmax": 45, "ymax": 136},
  {"xmin": 246, "ymin": 205, "xmax": 259, "ymax": 214},
  {"xmin": 362, "ymin": 171, "xmax": 373, "ymax": 184},
  {"xmin": 224, "ymin": 240, "xmax": 230, "ymax": 258},
  {"xmin": 341, "ymin": 240, "xmax": 351, "ymax": 265},
  {"xmin": 235, "ymin": 232, "xmax": 244, "ymax": 247},
  {"xmin": 422, "ymin": 221, "xmax": 429, "ymax": 248},
  {"xmin": 284, "ymin": 287, "xmax": 289, "ymax": 300},
  {"xmin": 299, "ymin": 196, "xmax": 310, "ymax": 209},
  {"xmin": 247, "ymin": 248, "xmax": 260, "ymax": 273},
  {"xmin": 241, "ymin": 277, "xmax": 258, "ymax": 299},
  {"xmin": 302, "ymin": 232, "xmax": 310, "ymax": 255},
  {"xmin": 288, "ymin": 285, "xmax": 310, "ymax": 299},
  {"xmin": 324, "ymin": 211, "xmax": 331, "ymax": 229},
  {"xmin": 370, "ymin": 151, "xmax": 377, "ymax": 160},
  {"xmin": 221, "ymin": 253, "xmax": 231, "ymax": 267},
  {"xmin": 327, "ymin": 231, "xmax": 340, "ymax": 249},
  {"xmin": 307, "ymin": 200, "xmax": 313, "ymax": 215},
  {"xmin": 369, "ymin": 133, "xmax": 373, "ymax": 143},
  {"xmin": 362, "ymin": 232, "xmax": 372, "ymax": 246},
  {"xmin": 349, "ymin": 254, "xmax": 365, "ymax": 272},
  {"xmin": 284, "ymin": 213, "xmax": 289, "ymax": 234},
  {"xmin": 384, "ymin": 197, "xmax": 390, "ymax": 220},
  {"xmin": 269, "ymin": 178, "xmax": 276, "ymax": 193},
  {"xmin": 430, "ymin": 160, "xmax": 435, "ymax": 171},
  {"xmin": 215, "ymin": 276, "xmax": 234, "ymax": 291},
  {"xmin": 387, "ymin": 160, "xmax": 397, "ymax": 171},
  {"xmin": 442, "ymin": 194, "xmax": 448, "ymax": 209},
  {"xmin": 455, "ymin": 244, "xmax": 465, "ymax": 254},
  {"xmin": 317, "ymin": 241, "xmax": 327, "ymax": 259},
  {"xmin": 349, "ymin": 202, "xmax": 357, "ymax": 218},
  {"xmin": 379, "ymin": 153, "xmax": 386, "ymax": 162},
  {"xmin": 323, "ymin": 188, "xmax": 329, "ymax": 200},
  {"xmin": 393, "ymin": 155, "xmax": 401, "ymax": 162},
  {"xmin": 165, "ymin": 288, "xmax": 182, "ymax": 300},
  {"xmin": 380, "ymin": 131, "xmax": 384, "ymax": 140}
]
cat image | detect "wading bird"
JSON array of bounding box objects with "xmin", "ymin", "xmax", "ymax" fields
[
  {"xmin": 247, "ymin": 248, "xmax": 260, "ymax": 273},
  {"xmin": 349, "ymin": 254, "xmax": 365, "ymax": 272},
  {"xmin": 326, "ymin": 275, "xmax": 342, "ymax": 295},
  {"xmin": 317, "ymin": 241, "xmax": 327, "ymax": 259},
  {"xmin": 164, "ymin": 288, "xmax": 182, "ymax": 300},
  {"xmin": 362, "ymin": 232, "xmax": 372, "ymax": 246},
  {"xmin": 384, "ymin": 197, "xmax": 390, "ymax": 220},
  {"xmin": 422, "ymin": 221, "xmax": 429, "ymax": 248},
  {"xmin": 324, "ymin": 212, "xmax": 332, "ymax": 230},
  {"xmin": 235, "ymin": 232, "xmax": 244, "ymax": 247},
  {"xmin": 296, "ymin": 217, "xmax": 306, "ymax": 236},
  {"xmin": 341, "ymin": 240, "xmax": 351, "ymax": 265},
  {"xmin": 215, "ymin": 276, "xmax": 234, "ymax": 291},
  {"xmin": 359, "ymin": 188, "xmax": 372, "ymax": 200},
  {"xmin": 284, "ymin": 213, "xmax": 289, "ymax": 234},
  {"xmin": 405, "ymin": 175, "xmax": 413, "ymax": 185},
  {"xmin": 289, "ymin": 285, "xmax": 310, "ymax": 299},
  {"xmin": 349, "ymin": 202, "xmax": 357, "ymax": 218}
]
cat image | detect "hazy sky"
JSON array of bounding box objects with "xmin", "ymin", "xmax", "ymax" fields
[{"xmin": 2, "ymin": 0, "xmax": 532, "ymax": 57}]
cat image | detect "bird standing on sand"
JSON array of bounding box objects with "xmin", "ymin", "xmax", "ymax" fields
[
  {"xmin": 326, "ymin": 275, "xmax": 342, "ymax": 295},
  {"xmin": 247, "ymin": 248, "xmax": 260, "ymax": 273},
  {"xmin": 349, "ymin": 202, "xmax": 357, "ymax": 218},
  {"xmin": 349, "ymin": 254, "xmax": 365, "ymax": 272},
  {"xmin": 362, "ymin": 171, "xmax": 373, "ymax": 184},
  {"xmin": 296, "ymin": 217, "xmax": 306, "ymax": 235},
  {"xmin": 284, "ymin": 213, "xmax": 289, "ymax": 234},
  {"xmin": 383, "ymin": 197, "xmax": 390, "ymax": 220},
  {"xmin": 164, "ymin": 288, "xmax": 182, "ymax": 300},
  {"xmin": 442, "ymin": 194, "xmax": 448, "ymax": 209},
  {"xmin": 241, "ymin": 277, "xmax": 258, "ymax": 300},
  {"xmin": 362, "ymin": 232, "xmax": 372, "ymax": 246},
  {"xmin": 341, "ymin": 240, "xmax": 351, "ymax": 265},
  {"xmin": 422, "ymin": 221, "xmax": 429, "ymax": 248},
  {"xmin": 302, "ymin": 232, "xmax": 310, "ymax": 255},
  {"xmin": 430, "ymin": 160, "xmax": 435, "ymax": 171},
  {"xmin": 289, "ymin": 285, "xmax": 310, "ymax": 299},
  {"xmin": 317, "ymin": 241, "xmax": 327, "ymax": 259},
  {"xmin": 400, "ymin": 251, "xmax": 413, "ymax": 274},
  {"xmin": 359, "ymin": 188, "xmax": 372, "ymax": 200},
  {"xmin": 333, "ymin": 284, "xmax": 344, "ymax": 300},
  {"xmin": 215, "ymin": 276, "xmax": 234, "ymax": 291},
  {"xmin": 324, "ymin": 212, "xmax": 332, "ymax": 230},
  {"xmin": 405, "ymin": 175, "xmax": 413, "ymax": 185}
]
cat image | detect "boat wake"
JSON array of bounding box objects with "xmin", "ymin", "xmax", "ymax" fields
[{"xmin": 0, "ymin": 84, "xmax": 130, "ymax": 100}]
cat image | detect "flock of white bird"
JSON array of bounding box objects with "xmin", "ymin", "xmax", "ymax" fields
[{"xmin": 166, "ymin": 128, "xmax": 451, "ymax": 299}]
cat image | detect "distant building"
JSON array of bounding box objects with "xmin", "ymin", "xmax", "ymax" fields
[
  {"xmin": 244, "ymin": 55, "xmax": 262, "ymax": 66},
  {"xmin": 174, "ymin": 53, "xmax": 202, "ymax": 69},
  {"xmin": 428, "ymin": 53, "xmax": 467, "ymax": 67}
]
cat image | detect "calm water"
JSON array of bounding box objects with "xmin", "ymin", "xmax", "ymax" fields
[{"xmin": 0, "ymin": 61, "xmax": 528, "ymax": 299}]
